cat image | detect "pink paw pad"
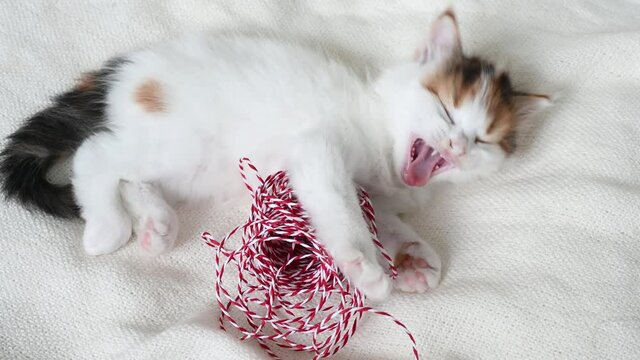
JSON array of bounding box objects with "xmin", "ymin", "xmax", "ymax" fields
[
  {"xmin": 340, "ymin": 258, "xmax": 364, "ymax": 273},
  {"xmin": 139, "ymin": 220, "xmax": 154, "ymax": 250},
  {"xmin": 136, "ymin": 215, "xmax": 176, "ymax": 257},
  {"xmin": 394, "ymin": 251, "xmax": 440, "ymax": 294}
]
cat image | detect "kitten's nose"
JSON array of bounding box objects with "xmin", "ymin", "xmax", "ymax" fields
[{"xmin": 447, "ymin": 137, "xmax": 467, "ymax": 157}]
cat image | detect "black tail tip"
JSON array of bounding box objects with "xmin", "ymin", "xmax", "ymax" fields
[{"xmin": 1, "ymin": 151, "xmax": 80, "ymax": 219}]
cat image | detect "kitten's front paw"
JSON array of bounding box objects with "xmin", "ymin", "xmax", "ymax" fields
[
  {"xmin": 339, "ymin": 253, "xmax": 391, "ymax": 302},
  {"xmin": 394, "ymin": 242, "xmax": 441, "ymax": 293}
]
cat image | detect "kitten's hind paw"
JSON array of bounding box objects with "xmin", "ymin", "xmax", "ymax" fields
[
  {"xmin": 136, "ymin": 208, "xmax": 178, "ymax": 257},
  {"xmin": 83, "ymin": 215, "xmax": 132, "ymax": 256}
]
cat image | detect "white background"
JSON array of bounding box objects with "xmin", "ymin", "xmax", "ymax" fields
[{"xmin": 1, "ymin": 1, "xmax": 639, "ymax": 359}]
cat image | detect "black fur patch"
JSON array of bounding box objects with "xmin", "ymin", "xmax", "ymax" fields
[
  {"xmin": 459, "ymin": 57, "xmax": 484, "ymax": 87},
  {"xmin": 496, "ymin": 72, "xmax": 514, "ymax": 102},
  {"xmin": 0, "ymin": 57, "xmax": 127, "ymax": 218}
]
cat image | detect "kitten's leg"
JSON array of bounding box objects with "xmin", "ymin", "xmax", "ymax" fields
[
  {"xmin": 73, "ymin": 142, "xmax": 132, "ymax": 255},
  {"xmin": 377, "ymin": 213, "xmax": 441, "ymax": 293},
  {"xmin": 120, "ymin": 181, "xmax": 178, "ymax": 257},
  {"xmin": 288, "ymin": 139, "xmax": 391, "ymax": 301}
]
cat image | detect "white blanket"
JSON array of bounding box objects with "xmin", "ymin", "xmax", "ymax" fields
[{"xmin": 1, "ymin": 1, "xmax": 639, "ymax": 359}]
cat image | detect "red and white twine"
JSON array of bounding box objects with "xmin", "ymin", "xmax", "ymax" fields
[{"xmin": 202, "ymin": 158, "xmax": 419, "ymax": 359}]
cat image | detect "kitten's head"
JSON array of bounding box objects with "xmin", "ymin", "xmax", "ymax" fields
[{"xmin": 377, "ymin": 10, "xmax": 550, "ymax": 187}]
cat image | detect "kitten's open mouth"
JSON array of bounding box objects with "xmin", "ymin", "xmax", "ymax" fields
[{"xmin": 402, "ymin": 138, "xmax": 452, "ymax": 187}]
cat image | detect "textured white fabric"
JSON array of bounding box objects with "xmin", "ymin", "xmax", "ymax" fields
[{"xmin": 1, "ymin": 1, "xmax": 639, "ymax": 359}]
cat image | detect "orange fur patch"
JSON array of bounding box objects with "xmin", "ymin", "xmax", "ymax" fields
[
  {"xmin": 422, "ymin": 57, "xmax": 484, "ymax": 108},
  {"xmin": 395, "ymin": 252, "xmax": 409, "ymax": 268},
  {"xmin": 134, "ymin": 79, "xmax": 165, "ymax": 113},
  {"xmin": 441, "ymin": 8, "xmax": 457, "ymax": 22},
  {"xmin": 394, "ymin": 242, "xmax": 419, "ymax": 267},
  {"xmin": 484, "ymin": 73, "xmax": 517, "ymax": 144},
  {"xmin": 75, "ymin": 73, "xmax": 96, "ymax": 92},
  {"xmin": 423, "ymin": 56, "xmax": 518, "ymax": 150}
]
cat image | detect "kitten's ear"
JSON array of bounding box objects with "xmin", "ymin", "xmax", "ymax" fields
[
  {"xmin": 416, "ymin": 10, "xmax": 462, "ymax": 64},
  {"xmin": 513, "ymin": 93, "xmax": 552, "ymax": 120}
]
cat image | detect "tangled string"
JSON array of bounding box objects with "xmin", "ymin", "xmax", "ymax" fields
[{"xmin": 202, "ymin": 158, "xmax": 419, "ymax": 359}]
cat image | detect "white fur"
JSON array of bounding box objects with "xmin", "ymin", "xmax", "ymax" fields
[{"xmin": 71, "ymin": 15, "xmax": 540, "ymax": 299}]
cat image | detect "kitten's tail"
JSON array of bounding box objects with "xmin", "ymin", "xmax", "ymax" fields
[{"xmin": 0, "ymin": 58, "xmax": 126, "ymax": 218}]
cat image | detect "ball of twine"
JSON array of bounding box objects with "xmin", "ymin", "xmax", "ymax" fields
[{"xmin": 202, "ymin": 158, "xmax": 419, "ymax": 359}]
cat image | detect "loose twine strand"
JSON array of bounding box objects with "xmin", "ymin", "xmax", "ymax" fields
[{"xmin": 202, "ymin": 158, "xmax": 419, "ymax": 359}]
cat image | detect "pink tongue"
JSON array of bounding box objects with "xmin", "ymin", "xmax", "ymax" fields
[{"xmin": 404, "ymin": 144, "xmax": 440, "ymax": 187}]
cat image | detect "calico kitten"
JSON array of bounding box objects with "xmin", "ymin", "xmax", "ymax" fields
[{"xmin": 0, "ymin": 11, "xmax": 549, "ymax": 300}]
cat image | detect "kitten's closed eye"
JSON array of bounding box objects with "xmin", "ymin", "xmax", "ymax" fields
[
  {"xmin": 426, "ymin": 86, "xmax": 456, "ymax": 126},
  {"xmin": 474, "ymin": 138, "xmax": 490, "ymax": 144},
  {"xmin": 438, "ymin": 98, "xmax": 456, "ymax": 126}
]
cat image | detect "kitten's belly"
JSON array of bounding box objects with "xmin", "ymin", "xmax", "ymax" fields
[
  {"xmin": 130, "ymin": 122, "xmax": 291, "ymax": 205},
  {"xmin": 161, "ymin": 150, "xmax": 288, "ymax": 204}
]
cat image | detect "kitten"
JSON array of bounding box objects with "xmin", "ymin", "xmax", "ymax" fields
[{"xmin": 0, "ymin": 11, "xmax": 549, "ymax": 300}]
